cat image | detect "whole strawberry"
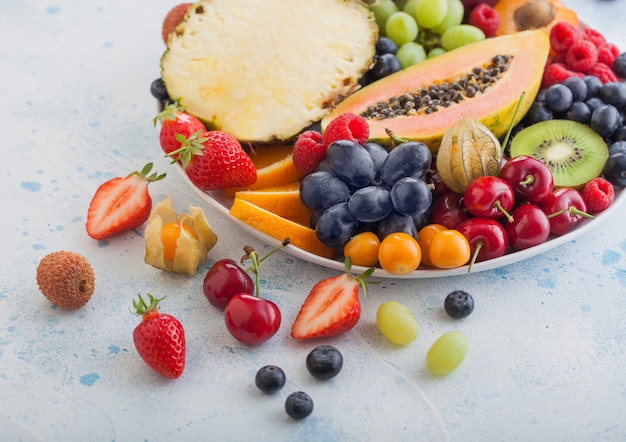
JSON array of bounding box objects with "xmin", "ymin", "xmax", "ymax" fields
[
  {"xmin": 162, "ymin": 3, "xmax": 192, "ymax": 45},
  {"xmin": 169, "ymin": 130, "xmax": 257, "ymax": 191},
  {"xmin": 132, "ymin": 294, "xmax": 185, "ymax": 379},
  {"xmin": 86, "ymin": 163, "xmax": 165, "ymax": 240},
  {"xmin": 154, "ymin": 102, "xmax": 206, "ymax": 159},
  {"xmin": 291, "ymin": 258, "xmax": 374, "ymax": 340}
]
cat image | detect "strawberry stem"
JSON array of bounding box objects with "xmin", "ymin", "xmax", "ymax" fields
[
  {"xmin": 344, "ymin": 256, "xmax": 376, "ymax": 297},
  {"xmin": 129, "ymin": 162, "xmax": 166, "ymax": 182},
  {"xmin": 132, "ymin": 293, "xmax": 165, "ymax": 315},
  {"xmin": 166, "ymin": 130, "xmax": 209, "ymax": 168}
]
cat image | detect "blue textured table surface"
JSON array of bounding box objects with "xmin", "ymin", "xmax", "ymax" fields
[{"xmin": 1, "ymin": 1, "xmax": 626, "ymax": 440}]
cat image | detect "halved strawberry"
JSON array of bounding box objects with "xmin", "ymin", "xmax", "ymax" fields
[
  {"xmin": 86, "ymin": 163, "xmax": 165, "ymax": 240},
  {"xmin": 291, "ymin": 260, "xmax": 374, "ymax": 340},
  {"xmin": 162, "ymin": 3, "xmax": 193, "ymax": 45}
]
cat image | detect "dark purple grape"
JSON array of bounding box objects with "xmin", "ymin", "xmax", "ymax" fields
[
  {"xmin": 376, "ymin": 211, "xmax": 418, "ymax": 240},
  {"xmin": 375, "ymin": 37, "xmax": 398, "ymax": 55},
  {"xmin": 390, "ymin": 177, "xmax": 432, "ymax": 217},
  {"xmin": 373, "ymin": 53, "xmax": 401, "ymax": 78},
  {"xmin": 348, "ymin": 186, "xmax": 393, "ymax": 223},
  {"xmin": 380, "ymin": 141, "xmax": 432, "ymax": 185},
  {"xmin": 326, "ymin": 140, "xmax": 376, "ymax": 188},
  {"xmin": 315, "ymin": 202, "xmax": 358, "ymax": 249},
  {"xmin": 300, "ymin": 171, "xmax": 350, "ymax": 212}
]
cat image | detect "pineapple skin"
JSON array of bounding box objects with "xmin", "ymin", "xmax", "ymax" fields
[{"xmin": 161, "ymin": 0, "xmax": 378, "ymax": 143}]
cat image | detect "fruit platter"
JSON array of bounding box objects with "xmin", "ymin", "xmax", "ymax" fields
[{"xmin": 148, "ymin": 0, "xmax": 626, "ymax": 279}]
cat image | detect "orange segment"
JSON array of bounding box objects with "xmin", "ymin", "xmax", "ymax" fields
[
  {"xmin": 234, "ymin": 182, "xmax": 312, "ymax": 226},
  {"xmin": 223, "ymin": 144, "xmax": 304, "ymax": 195},
  {"xmin": 229, "ymin": 197, "xmax": 335, "ymax": 259}
]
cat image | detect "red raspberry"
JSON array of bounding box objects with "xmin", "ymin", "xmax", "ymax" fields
[
  {"xmin": 597, "ymin": 42, "xmax": 620, "ymax": 68},
  {"xmin": 162, "ymin": 3, "xmax": 193, "ymax": 44},
  {"xmin": 582, "ymin": 28, "xmax": 606, "ymax": 48},
  {"xmin": 322, "ymin": 113, "xmax": 370, "ymax": 147},
  {"xmin": 549, "ymin": 21, "xmax": 580, "ymax": 54},
  {"xmin": 468, "ymin": 3, "xmax": 500, "ymax": 38},
  {"xmin": 565, "ymin": 40, "xmax": 598, "ymax": 73},
  {"xmin": 292, "ymin": 130, "xmax": 326, "ymax": 175},
  {"xmin": 581, "ymin": 177, "xmax": 615, "ymax": 213},
  {"xmin": 541, "ymin": 61, "xmax": 582, "ymax": 89},
  {"xmin": 587, "ymin": 62, "xmax": 619, "ymax": 83}
]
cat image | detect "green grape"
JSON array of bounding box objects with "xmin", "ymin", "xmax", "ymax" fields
[
  {"xmin": 370, "ymin": 0, "xmax": 399, "ymax": 37},
  {"xmin": 440, "ymin": 24, "xmax": 485, "ymax": 51},
  {"xmin": 395, "ymin": 0, "xmax": 411, "ymax": 10},
  {"xmin": 427, "ymin": 47, "xmax": 447, "ymax": 58},
  {"xmin": 413, "ymin": 0, "xmax": 448, "ymax": 29},
  {"xmin": 402, "ymin": 0, "xmax": 420, "ymax": 14},
  {"xmin": 431, "ymin": 0, "xmax": 465, "ymax": 35},
  {"xmin": 396, "ymin": 42, "xmax": 427, "ymax": 68},
  {"xmin": 376, "ymin": 301, "xmax": 419, "ymax": 346},
  {"xmin": 426, "ymin": 330, "xmax": 469, "ymax": 376},
  {"xmin": 385, "ymin": 11, "xmax": 419, "ymax": 46}
]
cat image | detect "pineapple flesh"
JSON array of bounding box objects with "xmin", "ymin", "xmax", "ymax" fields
[{"xmin": 161, "ymin": 0, "xmax": 378, "ymax": 143}]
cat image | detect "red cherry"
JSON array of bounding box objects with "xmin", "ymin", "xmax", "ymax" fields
[
  {"xmin": 430, "ymin": 192, "xmax": 471, "ymax": 229},
  {"xmin": 504, "ymin": 203, "xmax": 551, "ymax": 250},
  {"xmin": 540, "ymin": 187, "xmax": 594, "ymax": 236},
  {"xmin": 224, "ymin": 294, "xmax": 281, "ymax": 345},
  {"xmin": 499, "ymin": 155, "xmax": 554, "ymax": 205},
  {"xmin": 203, "ymin": 259, "xmax": 254, "ymax": 310},
  {"xmin": 456, "ymin": 217, "xmax": 509, "ymax": 267},
  {"xmin": 463, "ymin": 176, "xmax": 515, "ymax": 221}
]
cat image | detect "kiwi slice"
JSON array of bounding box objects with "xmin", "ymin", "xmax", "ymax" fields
[{"xmin": 509, "ymin": 120, "xmax": 609, "ymax": 188}]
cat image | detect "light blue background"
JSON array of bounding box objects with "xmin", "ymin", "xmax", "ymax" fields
[{"xmin": 1, "ymin": 1, "xmax": 625, "ymax": 440}]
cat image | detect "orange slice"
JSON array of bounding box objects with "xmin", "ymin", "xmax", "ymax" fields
[
  {"xmin": 234, "ymin": 182, "xmax": 312, "ymax": 226},
  {"xmin": 223, "ymin": 144, "xmax": 304, "ymax": 195},
  {"xmin": 229, "ymin": 197, "xmax": 335, "ymax": 259}
]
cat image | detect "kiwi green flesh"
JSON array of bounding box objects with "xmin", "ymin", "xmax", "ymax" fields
[{"xmin": 509, "ymin": 120, "xmax": 609, "ymax": 189}]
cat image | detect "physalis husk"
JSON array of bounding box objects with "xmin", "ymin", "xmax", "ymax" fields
[{"xmin": 145, "ymin": 196, "xmax": 218, "ymax": 276}]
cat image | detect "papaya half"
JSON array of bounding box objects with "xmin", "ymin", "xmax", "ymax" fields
[{"xmin": 321, "ymin": 30, "xmax": 550, "ymax": 152}]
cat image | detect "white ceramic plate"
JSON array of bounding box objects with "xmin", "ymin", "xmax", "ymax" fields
[{"xmin": 179, "ymin": 165, "xmax": 625, "ymax": 278}]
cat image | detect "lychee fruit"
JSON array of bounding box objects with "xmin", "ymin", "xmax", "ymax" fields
[{"xmin": 36, "ymin": 251, "xmax": 95, "ymax": 310}]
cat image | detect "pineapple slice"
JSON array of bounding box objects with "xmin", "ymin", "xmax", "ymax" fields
[{"xmin": 161, "ymin": 0, "xmax": 377, "ymax": 143}]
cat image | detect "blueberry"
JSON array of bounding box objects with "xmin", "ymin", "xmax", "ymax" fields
[
  {"xmin": 306, "ymin": 345, "xmax": 343, "ymax": 380},
  {"xmin": 613, "ymin": 126, "xmax": 626, "ymax": 142},
  {"xmin": 609, "ymin": 140, "xmax": 626, "ymax": 155},
  {"xmin": 299, "ymin": 171, "xmax": 350, "ymax": 212},
  {"xmin": 590, "ymin": 104, "xmax": 620, "ymax": 139},
  {"xmin": 348, "ymin": 186, "xmax": 393, "ymax": 223},
  {"xmin": 613, "ymin": 52, "xmax": 626, "ymax": 79},
  {"xmin": 373, "ymin": 53, "xmax": 401, "ymax": 79},
  {"xmin": 150, "ymin": 78, "xmax": 170, "ymax": 101},
  {"xmin": 376, "ymin": 211, "xmax": 418, "ymax": 240},
  {"xmin": 562, "ymin": 76, "xmax": 588, "ymax": 102},
  {"xmin": 444, "ymin": 290, "xmax": 475, "ymax": 319},
  {"xmin": 255, "ymin": 365, "xmax": 286, "ymax": 394},
  {"xmin": 376, "ymin": 37, "xmax": 398, "ymax": 55},
  {"xmin": 380, "ymin": 141, "xmax": 432, "ymax": 186},
  {"xmin": 535, "ymin": 89, "xmax": 548, "ymax": 102},
  {"xmin": 600, "ymin": 82, "xmax": 626, "ymax": 109},
  {"xmin": 544, "ymin": 84, "xmax": 574, "ymax": 113},
  {"xmin": 326, "ymin": 140, "xmax": 376, "ymax": 188},
  {"xmin": 583, "ymin": 75, "xmax": 603, "ymax": 98},
  {"xmin": 525, "ymin": 101, "xmax": 553, "ymax": 125},
  {"xmin": 585, "ymin": 96, "xmax": 605, "ymax": 113},
  {"xmin": 285, "ymin": 391, "xmax": 314, "ymax": 420},
  {"xmin": 390, "ymin": 177, "xmax": 432, "ymax": 217},
  {"xmin": 603, "ymin": 152, "xmax": 626, "ymax": 187},
  {"xmin": 315, "ymin": 202, "xmax": 359, "ymax": 249},
  {"xmin": 564, "ymin": 101, "xmax": 591, "ymax": 124}
]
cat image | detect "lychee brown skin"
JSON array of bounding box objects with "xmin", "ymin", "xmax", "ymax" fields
[{"xmin": 36, "ymin": 251, "xmax": 95, "ymax": 310}]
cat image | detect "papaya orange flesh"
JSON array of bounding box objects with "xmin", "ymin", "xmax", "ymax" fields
[{"xmin": 321, "ymin": 30, "xmax": 551, "ymax": 152}]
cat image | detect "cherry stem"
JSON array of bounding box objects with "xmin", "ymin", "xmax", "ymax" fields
[
  {"xmin": 546, "ymin": 207, "xmax": 594, "ymax": 219},
  {"xmin": 495, "ymin": 201, "xmax": 514, "ymax": 223},
  {"xmin": 242, "ymin": 239, "xmax": 291, "ymax": 297},
  {"xmin": 468, "ymin": 242, "xmax": 482, "ymax": 274},
  {"xmin": 519, "ymin": 175, "xmax": 535, "ymax": 186}
]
